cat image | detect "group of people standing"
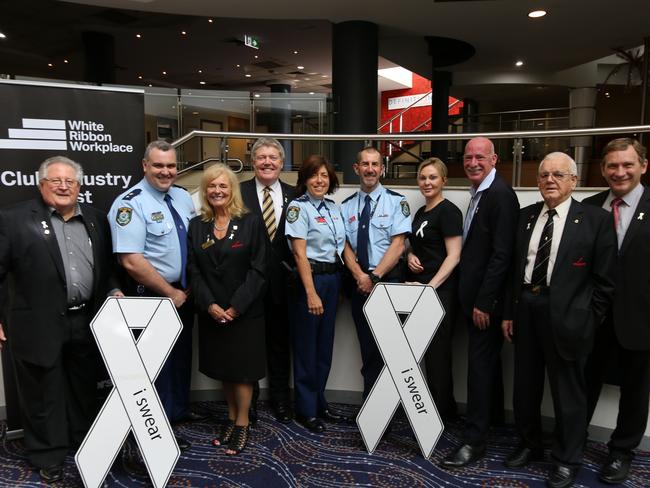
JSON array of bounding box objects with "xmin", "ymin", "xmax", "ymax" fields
[{"xmin": 0, "ymin": 134, "xmax": 647, "ymax": 488}]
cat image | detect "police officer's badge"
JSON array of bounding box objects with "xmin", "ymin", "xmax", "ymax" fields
[
  {"xmin": 400, "ymin": 200, "xmax": 411, "ymax": 217},
  {"xmin": 286, "ymin": 205, "xmax": 300, "ymax": 223},
  {"xmin": 116, "ymin": 207, "xmax": 132, "ymax": 226}
]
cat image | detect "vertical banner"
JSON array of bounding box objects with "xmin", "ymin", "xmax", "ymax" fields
[{"xmin": 0, "ymin": 79, "xmax": 145, "ymax": 432}]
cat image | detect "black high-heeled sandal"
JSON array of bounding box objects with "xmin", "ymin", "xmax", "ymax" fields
[
  {"xmin": 211, "ymin": 419, "xmax": 235, "ymax": 447},
  {"xmin": 226, "ymin": 424, "xmax": 250, "ymax": 455}
]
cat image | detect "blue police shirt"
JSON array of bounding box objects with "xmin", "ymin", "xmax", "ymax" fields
[
  {"xmin": 285, "ymin": 193, "xmax": 346, "ymax": 263},
  {"xmin": 108, "ymin": 177, "xmax": 196, "ymax": 283},
  {"xmin": 341, "ymin": 184, "xmax": 411, "ymax": 270}
]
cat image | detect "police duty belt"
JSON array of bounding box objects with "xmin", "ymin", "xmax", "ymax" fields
[
  {"xmin": 356, "ymin": 283, "xmax": 445, "ymax": 458},
  {"xmin": 75, "ymin": 297, "xmax": 182, "ymax": 488}
]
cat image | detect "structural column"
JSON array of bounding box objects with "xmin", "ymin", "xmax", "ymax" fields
[
  {"xmin": 82, "ymin": 31, "xmax": 115, "ymax": 84},
  {"xmin": 569, "ymin": 87, "xmax": 597, "ymax": 186},
  {"xmin": 268, "ymin": 83, "xmax": 293, "ymax": 169},
  {"xmin": 332, "ymin": 21, "xmax": 378, "ymax": 182},
  {"xmin": 431, "ymin": 70, "xmax": 452, "ymax": 160}
]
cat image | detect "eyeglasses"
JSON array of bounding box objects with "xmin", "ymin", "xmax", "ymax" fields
[
  {"xmin": 42, "ymin": 178, "xmax": 79, "ymax": 187},
  {"xmin": 254, "ymin": 154, "xmax": 280, "ymax": 162},
  {"xmin": 538, "ymin": 172, "xmax": 574, "ymax": 181}
]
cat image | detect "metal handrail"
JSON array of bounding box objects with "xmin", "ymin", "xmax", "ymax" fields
[
  {"xmin": 172, "ymin": 125, "xmax": 650, "ymax": 148},
  {"xmin": 178, "ymin": 157, "xmax": 244, "ymax": 175},
  {"xmin": 377, "ymin": 91, "xmax": 432, "ymax": 131}
]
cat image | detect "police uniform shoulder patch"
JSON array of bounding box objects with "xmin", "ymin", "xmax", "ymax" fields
[
  {"xmin": 286, "ymin": 205, "xmax": 300, "ymax": 223},
  {"xmin": 122, "ymin": 188, "xmax": 142, "ymax": 201},
  {"xmin": 400, "ymin": 200, "xmax": 411, "ymax": 217},
  {"xmin": 342, "ymin": 193, "xmax": 357, "ymax": 204},
  {"xmin": 116, "ymin": 207, "xmax": 133, "ymax": 226}
]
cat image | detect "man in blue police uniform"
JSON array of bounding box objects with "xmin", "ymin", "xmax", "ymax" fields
[
  {"xmin": 342, "ymin": 146, "xmax": 411, "ymax": 398},
  {"xmin": 108, "ymin": 140, "xmax": 198, "ymax": 452}
]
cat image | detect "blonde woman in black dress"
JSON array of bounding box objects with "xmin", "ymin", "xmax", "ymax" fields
[{"xmin": 187, "ymin": 164, "xmax": 268, "ymax": 455}]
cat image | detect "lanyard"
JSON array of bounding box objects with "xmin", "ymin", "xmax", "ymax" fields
[
  {"xmin": 358, "ymin": 193, "xmax": 381, "ymax": 221},
  {"xmin": 310, "ymin": 200, "xmax": 340, "ymax": 255}
]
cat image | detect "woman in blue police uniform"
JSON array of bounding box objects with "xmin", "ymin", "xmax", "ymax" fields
[
  {"xmin": 285, "ymin": 155, "xmax": 346, "ymax": 433},
  {"xmin": 405, "ymin": 158, "xmax": 462, "ymax": 421},
  {"xmin": 187, "ymin": 164, "xmax": 268, "ymax": 455}
]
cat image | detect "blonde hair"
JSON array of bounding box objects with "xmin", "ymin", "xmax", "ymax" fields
[
  {"xmin": 199, "ymin": 164, "xmax": 248, "ymax": 221},
  {"xmin": 417, "ymin": 157, "xmax": 448, "ymax": 179}
]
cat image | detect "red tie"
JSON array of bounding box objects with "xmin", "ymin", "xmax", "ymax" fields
[{"xmin": 611, "ymin": 197, "xmax": 623, "ymax": 229}]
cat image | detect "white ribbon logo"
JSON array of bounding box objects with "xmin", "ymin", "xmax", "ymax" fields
[
  {"xmin": 415, "ymin": 220, "xmax": 427, "ymax": 238},
  {"xmin": 75, "ymin": 297, "xmax": 182, "ymax": 488},
  {"xmin": 356, "ymin": 284, "xmax": 445, "ymax": 457}
]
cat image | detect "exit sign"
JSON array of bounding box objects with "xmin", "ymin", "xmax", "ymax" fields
[{"xmin": 244, "ymin": 35, "xmax": 260, "ymax": 50}]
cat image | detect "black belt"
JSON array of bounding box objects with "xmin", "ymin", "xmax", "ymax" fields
[
  {"xmin": 67, "ymin": 302, "xmax": 88, "ymax": 311},
  {"xmin": 309, "ymin": 260, "xmax": 341, "ymax": 275},
  {"xmin": 522, "ymin": 283, "xmax": 549, "ymax": 295}
]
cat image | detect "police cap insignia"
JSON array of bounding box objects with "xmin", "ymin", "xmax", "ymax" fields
[
  {"xmin": 286, "ymin": 205, "xmax": 300, "ymax": 223},
  {"xmin": 400, "ymin": 200, "xmax": 411, "ymax": 217},
  {"xmin": 116, "ymin": 207, "xmax": 133, "ymax": 226}
]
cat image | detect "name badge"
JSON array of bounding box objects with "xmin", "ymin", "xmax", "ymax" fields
[
  {"xmin": 201, "ymin": 239, "xmax": 215, "ymax": 249},
  {"xmin": 315, "ymin": 216, "xmax": 326, "ymax": 224},
  {"xmin": 151, "ymin": 211, "xmax": 164, "ymax": 222}
]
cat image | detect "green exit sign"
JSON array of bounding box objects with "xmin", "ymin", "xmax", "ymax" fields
[{"xmin": 244, "ymin": 35, "xmax": 260, "ymax": 50}]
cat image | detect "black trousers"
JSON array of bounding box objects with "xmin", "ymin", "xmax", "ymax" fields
[
  {"xmin": 13, "ymin": 308, "xmax": 98, "ymax": 468},
  {"xmin": 513, "ymin": 289, "xmax": 587, "ymax": 466},
  {"xmin": 585, "ymin": 318, "xmax": 650, "ymax": 458}
]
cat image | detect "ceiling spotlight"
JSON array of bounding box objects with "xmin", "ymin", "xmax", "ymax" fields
[
  {"xmin": 47, "ymin": 63, "xmax": 54, "ymax": 67},
  {"xmin": 605, "ymin": 92, "xmax": 611, "ymax": 98},
  {"xmin": 63, "ymin": 59, "xmax": 69, "ymax": 64},
  {"xmin": 515, "ymin": 60, "xmax": 524, "ymax": 67},
  {"xmin": 528, "ymin": 10, "xmax": 547, "ymax": 18},
  {"xmin": 236, "ymin": 64, "xmax": 241, "ymax": 68},
  {"xmin": 297, "ymin": 65, "xmax": 305, "ymax": 70},
  {"xmin": 293, "ymin": 50, "xmax": 298, "ymax": 54},
  {"xmin": 181, "ymin": 31, "xmax": 187, "ymax": 36},
  {"xmin": 198, "ymin": 69, "xmax": 203, "ymax": 73},
  {"xmin": 136, "ymin": 33, "xmax": 142, "ymax": 39},
  {"xmin": 0, "ymin": 32, "xmax": 6, "ymax": 39},
  {"xmin": 245, "ymin": 73, "xmax": 252, "ymax": 78},
  {"xmin": 254, "ymin": 93, "xmax": 261, "ymax": 98},
  {"xmin": 138, "ymin": 75, "xmax": 143, "ymax": 80},
  {"xmin": 162, "ymin": 71, "xmax": 167, "ymax": 75},
  {"xmin": 208, "ymin": 18, "xmax": 214, "ymax": 23},
  {"xmin": 199, "ymin": 81, "xmax": 206, "ymax": 85},
  {"xmin": 254, "ymin": 55, "xmax": 258, "ymax": 59},
  {"xmin": 309, "ymin": 92, "xmax": 315, "ymax": 95},
  {"xmin": 148, "ymin": 84, "xmax": 152, "ymax": 87}
]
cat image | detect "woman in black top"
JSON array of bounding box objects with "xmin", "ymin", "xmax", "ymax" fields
[
  {"xmin": 406, "ymin": 157, "xmax": 462, "ymax": 421},
  {"xmin": 188, "ymin": 163, "xmax": 268, "ymax": 455}
]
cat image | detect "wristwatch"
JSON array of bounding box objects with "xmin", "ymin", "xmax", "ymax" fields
[{"xmin": 369, "ymin": 272, "xmax": 381, "ymax": 284}]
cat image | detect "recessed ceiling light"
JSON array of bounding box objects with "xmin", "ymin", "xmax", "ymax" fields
[
  {"xmin": 138, "ymin": 75, "xmax": 143, "ymax": 80},
  {"xmin": 0, "ymin": 32, "xmax": 6, "ymax": 39},
  {"xmin": 148, "ymin": 84, "xmax": 152, "ymax": 87},
  {"xmin": 198, "ymin": 69, "xmax": 202, "ymax": 73},
  {"xmin": 63, "ymin": 59, "xmax": 69, "ymax": 64},
  {"xmin": 47, "ymin": 63, "xmax": 53, "ymax": 67},
  {"xmin": 293, "ymin": 50, "xmax": 298, "ymax": 54},
  {"xmin": 162, "ymin": 71, "xmax": 167, "ymax": 75},
  {"xmin": 254, "ymin": 93, "xmax": 261, "ymax": 98},
  {"xmin": 136, "ymin": 33, "xmax": 142, "ymax": 39},
  {"xmin": 309, "ymin": 92, "xmax": 315, "ymax": 95},
  {"xmin": 254, "ymin": 55, "xmax": 258, "ymax": 59},
  {"xmin": 528, "ymin": 10, "xmax": 546, "ymax": 18},
  {"xmin": 236, "ymin": 64, "xmax": 241, "ymax": 68},
  {"xmin": 208, "ymin": 18, "xmax": 213, "ymax": 23},
  {"xmin": 245, "ymin": 73, "xmax": 252, "ymax": 78},
  {"xmin": 181, "ymin": 31, "xmax": 187, "ymax": 36},
  {"xmin": 297, "ymin": 65, "xmax": 305, "ymax": 70},
  {"xmin": 515, "ymin": 60, "xmax": 524, "ymax": 67},
  {"xmin": 199, "ymin": 81, "xmax": 206, "ymax": 85}
]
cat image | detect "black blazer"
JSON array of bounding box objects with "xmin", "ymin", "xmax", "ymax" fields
[
  {"xmin": 187, "ymin": 212, "xmax": 267, "ymax": 318},
  {"xmin": 458, "ymin": 174, "xmax": 519, "ymax": 316},
  {"xmin": 508, "ymin": 198, "xmax": 617, "ymax": 360},
  {"xmin": 0, "ymin": 198, "xmax": 118, "ymax": 367},
  {"xmin": 240, "ymin": 178, "xmax": 295, "ymax": 304},
  {"xmin": 583, "ymin": 187, "xmax": 650, "ymax": 350}
]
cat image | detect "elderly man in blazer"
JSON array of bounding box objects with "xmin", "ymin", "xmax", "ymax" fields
[
  {"xmin": 0, "ymin": 156, "xmax": 120, "ymax": 483},
  {"xmin": 502, "ymin": 152, "xmax": 616, "ymax": 488},
  {"xmin": 583, "ymin": 137, "xmax": 650, "ymax": 485},
  {"xmin": 240, "ymin": 137, "xmax": 296, "ymax": 423},
  {"xmin": 442, "ymin": 137, "xmax": 519, "ymax": 468}
]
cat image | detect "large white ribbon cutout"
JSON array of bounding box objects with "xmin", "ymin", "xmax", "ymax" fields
[
  {"xmin": 356, "ymin": 283, "xmax": 445, "ymax": 458},
  {"xmin": 75, "ymin": 297, "xmax": 182, "ymax": 488}
]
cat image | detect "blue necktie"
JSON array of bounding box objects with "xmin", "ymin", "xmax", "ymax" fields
[
  {"xmin": 164, "ymin": 193, "xmax": 187, "ymax": 288},
  {"xmin": 357, "ymin": 195, "xmax": 371, "ymax": 271}
]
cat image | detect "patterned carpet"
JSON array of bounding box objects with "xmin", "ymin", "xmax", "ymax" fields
[{"xmin": 0, "ymin": 401, "xmax": 648, "ymax": 487}]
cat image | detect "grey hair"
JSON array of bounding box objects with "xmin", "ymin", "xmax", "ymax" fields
[
  {"xmin": 38, "ymin": 156, "xmax": 84, "ymax": 183},
  {"xmin": 251, "ymin": 137, "xmax": 285, "ymax": 161},
  {"xmin": 143, "ymin": 139, "xmax": 176, "ymax": 161},
  {"xmin": 539, "ymin": 152, "xmax": 578, "ymax": 175}
]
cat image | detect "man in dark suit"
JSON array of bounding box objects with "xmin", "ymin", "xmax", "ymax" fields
[
  {"xmin": 583, "ymin": 137, "xmax": 650, "ymax": 484},
  {"xmin": 240, "ymin": 137, "xmax": 295, "ymax": 423},
  {"xmin": 0, "ymin": 156, "xmax": 120, "ymax": 483},
  {"xmin": 502, "ymin": 152, "xmax": 616, "ymax": 488},
  {"xmin": 442, "ymin": 137, "xmax": 519, "ymax": 468}
]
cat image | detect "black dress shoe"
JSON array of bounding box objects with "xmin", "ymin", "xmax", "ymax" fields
[
  {"xmin": 175, "ymin": 435, "xmax": 191, "ymax": 452},
  {"xmin": 504, "ymin": 445, "xmax": 544, "ymax": 468},
  {"xmin": 599, "ymin": 456, "xmax": 631, "ymax": 484},
  {"xmin": 184, "ymin": 411, "xmax": 209, "ymax": 422},
  {"xmin": 441, "ymin": 443, "xmax": 486, "ymax": 468},
  {"xmin": 39, "ymin": 465, "xmax": 63, "ymax": 483},
  {"xmin": 319, "ymin": 407, "xmax": 349, "ymax": 423},
  {"xmin": 273, "ymin": 403, "xmax": 293, "ymax": 424},
  {"xmin": 296, "ymin": 415, "xmax": 325, "ymax": 433},
  {"xmin": 546, "ymin": 464, "xmax": 578, "ymax": 488}
]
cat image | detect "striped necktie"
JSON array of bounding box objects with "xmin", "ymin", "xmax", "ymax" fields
[
  {"xmin": 531, "ymin": 208, "xmax": 557, "ymax": 286},
  {"xmin": 262, "ymin": 186, "xmax": 277, "ymax": 241}
]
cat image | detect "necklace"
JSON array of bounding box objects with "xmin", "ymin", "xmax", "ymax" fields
[{"xmin": 213, "ymin": 219, "xmax": 230, "ymax": 232}]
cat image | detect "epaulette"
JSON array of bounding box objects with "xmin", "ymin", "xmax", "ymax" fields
[
  {"xmin": 173, "ymin": 184, "xmax": 188, "ymax": 191},
  {"xmin": 342, "ymin": 193, "xmax": 357, "ymax": 204},
  {"xmin": 122, "ymin": 188, "xmax": 142, "ymax": 201},
  {"xmin": 325, "ymin": 197, "xmax": 335, "ymax": 204},
  {"xmin": 386, "ymin": 188, "xmax": 405, "ymax": 198},
  {"xmin": 296, "ymin": 194, "xmax": 309, "ymax": 202}
]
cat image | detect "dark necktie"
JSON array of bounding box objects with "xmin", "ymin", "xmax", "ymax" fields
[
  {"xmin": 164, "ymin": 193, "xmax": 188, "ymax": 288},
  {"xmin": 531, "ymin": 208, "xmax": 557, "ymax": 286},
  {"xmin": 357, "ymin": 195, "xmax": 372, "ymax": 271}
]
